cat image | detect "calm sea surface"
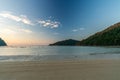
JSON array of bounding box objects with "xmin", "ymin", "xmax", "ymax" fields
[{"xmin": 0, "ymin": 46, "xmax": 120, "ymax": 61}]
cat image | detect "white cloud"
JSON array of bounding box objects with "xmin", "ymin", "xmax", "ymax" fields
[
  {"xmin": 0, "ymin": 23, "xmax": 33, "ymax": 35},
  {"xmin": 2, "ymin": 29, "xmax": 16, "ymax": 34},
  {"xmin": 72, "ymin": 27, "xmax": 85, "ymax": 32},
  {"xmin": 1, "ymin": 28, "xmax": 33, "ymax": 34},
  {"xmin": 0, "ymin": 11, "xmax": 61, "ymax": 29},
  {"xmin": 79, "ymin": 28, "xmax": 85, "ymax": 30},
  {"xmin": 72, "ymin": 29, "xmax": 78, "ymax": 32},
  {"xmin": 19, "ymin": 29, "xmax": 33, "ymax": 34},
  {"xmin": 0, "ymin": 12, "xmax": 33, "ymax": 25},
  {"xmin": 38, "ymin": 20, "xmax": 60, "ymax": 28}
]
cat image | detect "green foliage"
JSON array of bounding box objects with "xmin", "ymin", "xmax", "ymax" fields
[
  {"xmin": 79, "ymin": 24, "xmax": 120, "ymax": 46},
  {"xmin": 50, "ymin": 22, "xmax": 120, "ymax": 46}
]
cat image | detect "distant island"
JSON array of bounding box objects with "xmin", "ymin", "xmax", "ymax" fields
[
  {"xmin": 0, "ymin": 38, "xmax": 7, "ymax": 46},
  {"xmin": 50, "ymin": 22, "xmax": 120, "ymax": 46},
  {"xmin": 49, "ymin": 39, "xmax": 80, "ymax": 46}
]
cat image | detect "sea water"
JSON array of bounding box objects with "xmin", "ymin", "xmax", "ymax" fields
[{"xmin": 0, "ymin": 46, "xmax": 120, "ymax": 61}]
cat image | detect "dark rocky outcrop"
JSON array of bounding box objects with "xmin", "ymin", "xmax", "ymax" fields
[{"xmin": 0, "ymin": 38, "xmax": 7, "ymax": 46}]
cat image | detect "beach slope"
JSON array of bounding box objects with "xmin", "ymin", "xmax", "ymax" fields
[{"xmin": 0, "ymin": 60, "xmax": 120, "ymax": 80}]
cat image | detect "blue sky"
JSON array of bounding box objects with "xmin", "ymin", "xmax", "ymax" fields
[{"xmin": 0, "ymin": 0, "xmax": 120, "ymax": 45}]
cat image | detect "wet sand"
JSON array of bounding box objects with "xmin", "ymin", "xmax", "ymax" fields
[{"xmin": 0, "ymin": 60, "xmax": 120, "ymax": 80}]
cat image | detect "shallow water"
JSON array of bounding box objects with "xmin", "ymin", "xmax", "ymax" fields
[{"xmin": 0, "ymin": 46, "xmax": 120, "ymax": 61}]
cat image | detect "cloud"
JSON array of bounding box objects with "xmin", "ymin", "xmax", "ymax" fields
[
  {"xmin": 0, "ymin": 11, "xmax": 61, "ymax": 29},
  {"xmin": 2, "ymin": 29, "xmax": 16, "ymax": 34},
  {"xmin": 1, "ymin": 28, "xmax": 33, "ymax": 34},
  {"xmin": 79, "ymin": 28, "xmax": 85, "ymax": 30},
  {"xmin": 0, "ymin": 12, "xmax": 33, "ymax": 25},
  {"xmin": 72, "ymin": 27, "xmax": 85, "ymax": 32},
  {"xmin": 72, "ymin": 29, "xmax": 78, "ymax": 32},
  {"xmin": 20, "ymin": 29, "xmax": 33, "ymax": 34},
  {"xmin": 0, "ymin": 23, "xmax": 33, "ymax": 34},
  {"xmin": 38, "ymin": 20, "xmax": 60, "ymax": 28}
]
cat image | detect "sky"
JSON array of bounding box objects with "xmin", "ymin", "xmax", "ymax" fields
[{"xmin": 0, "ymin": 0, "xmax": 120, "ymax": 45}]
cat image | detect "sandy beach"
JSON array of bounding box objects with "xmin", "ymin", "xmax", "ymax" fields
[{"xmin": 0, "ymin": 60, "xmax": 120, "ymax": 80}]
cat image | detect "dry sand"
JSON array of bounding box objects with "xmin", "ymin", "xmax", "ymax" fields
[{"xmin": 0, "ymin": 60, "xmax": 120, "ymax": 80}]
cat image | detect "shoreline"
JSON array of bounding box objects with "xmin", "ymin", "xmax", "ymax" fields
[{"xmin": 0, "ymin": 59, "xmax": 120, "ymax": 80}]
